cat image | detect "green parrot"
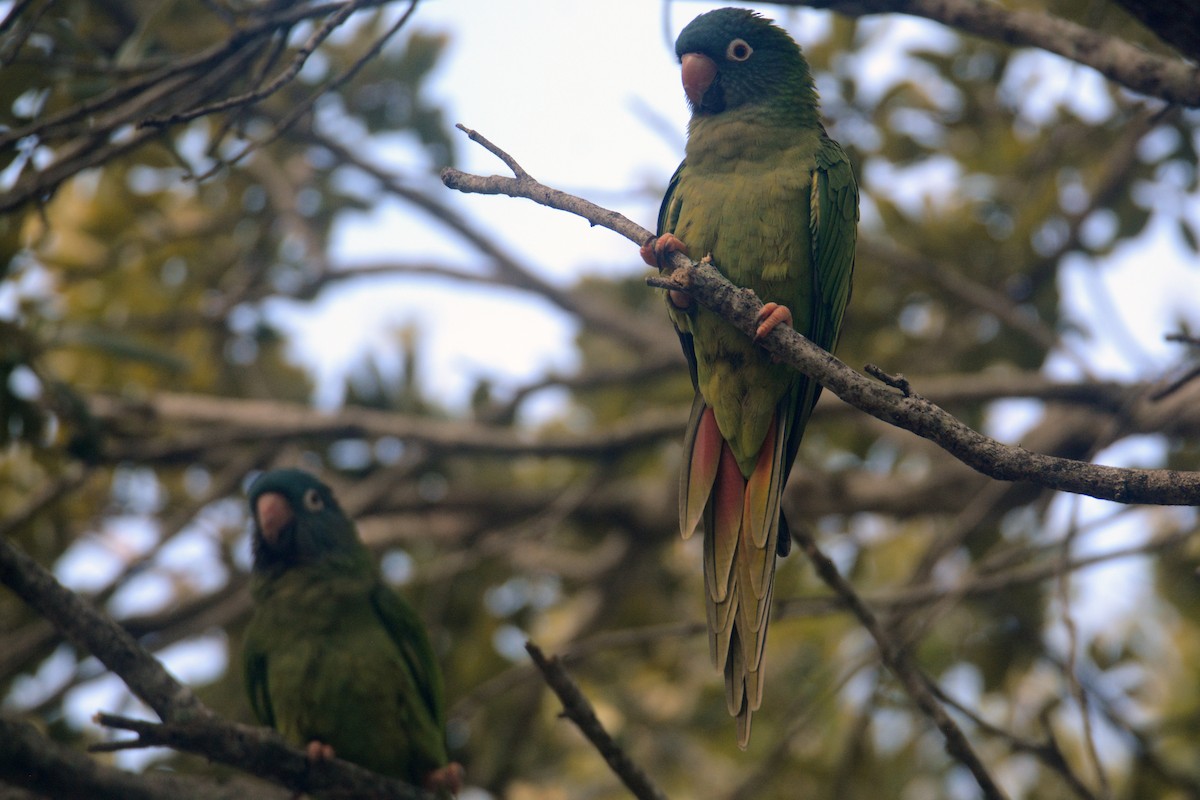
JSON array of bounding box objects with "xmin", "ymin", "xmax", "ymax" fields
[
  {"xmin": 640, "ymin": 8, "xmax": 858, "ymax": 746},
  {"xmin": 242, "ymin": 468, "xmax": 463, "ymax": 794}
]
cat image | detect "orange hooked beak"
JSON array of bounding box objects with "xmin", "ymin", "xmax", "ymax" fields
[
  {"xmin": 255, "ymin": 492, "xmax": 293, "ymax": 546},
  {"xmin": 681, "ymin": 52, "xmax": 717, "ymax": 106}
]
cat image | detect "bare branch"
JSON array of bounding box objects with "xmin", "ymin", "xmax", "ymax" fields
[
  {"xmin": 92, "ymin": 713, "xmax": 435, "ymax": 800},
  {"xmin": 525, "ymin": 641, "xmax": 669, "ymax": 800},
  {"xmin": 792, "ymin": 526, "xmax": 1008, "ymax": 799},
  {"xmin": 85, "ymin": 391, "xmax": 683, "ymax": 461},
  {"xmin": 0, "ymin": 510, "xmax": 207, "ymax": 723},
  {"xmin": 0, "ymin": 716, "xmax": 289, "ymax": 800},
  {"xmin": 783, "ymin": 0, "xmax": 1200, "ymax": 106},
  {"xmin": 442, "ymin": 128, "xmax": 1200, "ymax": 506}
]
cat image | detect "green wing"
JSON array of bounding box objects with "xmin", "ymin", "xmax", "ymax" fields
[
  {"xmin": 369, "ymin": 583, "xmax": 448, "ymax": 746},
  {"xmin": 657, "ymin": 159, "xmax": 685, "ymax": 239},
  {"xmin": 658, "ymin": 160, "xmax": 701, "ymax": 391},
  {"xmin": 776, "ymin": 137, "xmax": 858, "ymax": 547},
  {"xmin": 243, "ymin": 637, "xmax": 274, "ymax": 728},
  {"xmin": 809, "ymin": 137, "xmax": 858, "ymax": 353}
]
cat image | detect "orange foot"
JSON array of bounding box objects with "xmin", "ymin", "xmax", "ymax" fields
[
  {"xmin": 305, "ymin": 740, "xmax": 336, "ymax": 762},
  {"xmin": 755, "ymin": 302, "xmax": 793, "ymax": 340},
  {"xmin": 424, "ymin": 762, "xmax": 466, "ymax": 796},
  {"xmin": 639, "ymin": 233, "xmax": 692, "ymax": 310}
]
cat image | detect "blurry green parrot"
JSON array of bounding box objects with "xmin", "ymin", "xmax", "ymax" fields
[
  {"xmin": 640, "ymin": 8, "xmax": 858, "ymax": 746},
  {"xmin": 243, "ymin": 468, "xmax": 463, "ymax": 794}
]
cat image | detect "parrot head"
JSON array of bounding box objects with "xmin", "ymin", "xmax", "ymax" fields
[
  {"xmin": 248, "ymin": 468, "xmax": 360, "ymax": 575},
  {"xmin": 674, "ymin": 8, "xmax": 815, "ymax": 116}
]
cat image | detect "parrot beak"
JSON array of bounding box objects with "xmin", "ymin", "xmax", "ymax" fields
[
  {"xmin": 681, "ymin": 52, "xmax": 717, "ymax": 107},
  {"xmin": 255, "ymin": 492, "xmax": 293, "ymax": 546}
]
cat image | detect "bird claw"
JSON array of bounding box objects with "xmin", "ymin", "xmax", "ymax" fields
[
  {"xmin": 640, "ymin": 232, "xmax": 688, "ymax": 269},
  {"xmin": 305, "ymin": 740, "xmax": 336, "ymax": 763},
  {"xmin": 641, "ymin": 234, "xmax": 694, "ymax": 310},
  {"xmin": 424, "ymin": 762, "xmax": 466, "ymax": 796},
  {"xmin": 755, "ymin": 302, "xmax": 793, "ymax": 340}
]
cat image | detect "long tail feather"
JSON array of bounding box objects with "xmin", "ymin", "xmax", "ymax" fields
[
  {"xmin": 705, "ymin": 442, "xmax": 743, "ymax": 604},
  {"xmin": 694, "ymin": 405, "xmax": 790, "ymax": 748},
  {"xmin": 680, "ymin": 398, "xmax": 721, "ymax": 540}
]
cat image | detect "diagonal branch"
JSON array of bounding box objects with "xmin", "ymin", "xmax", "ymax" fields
[
  {"xmin": 91, "ymin": 713, "xmax": 434, "ymax": 800},
  {"xmin": 0, "ymin": 507, "xmax": 207, "ymax": 723},
  {"xmin": 791, "ymin": 527, "xmax": 1009, "ymax": 800},
  {"xmin": 0, "ymin": 715, "xmax": 290, "ymax": 800},
  {"xmin": 525, "ymin": 640, "xmax": 669, "ymax": 800},
  {"xmin": 441, "ymin": 127, "xmax": 1200, "ymax": 506},
  {"xmin": 780, "ymin": 0, "xmax": 1200, "ymax": 106}
]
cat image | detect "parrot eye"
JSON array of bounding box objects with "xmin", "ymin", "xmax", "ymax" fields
[
  {"xmin": 302, "ymin": 488, "xmax": 324, "ymax": 512},
  {"xmin": 726, "ymin": 38, "xmax": 753, "ymax": 62}
]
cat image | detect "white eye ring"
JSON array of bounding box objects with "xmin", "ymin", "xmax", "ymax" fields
[
  {"xmin": 726, "ymin": 38, "xmax": 753, "ymax": 62},
  {"xmin": 302, "ymin": 487, "xmax": 324, "ymax": 512}
]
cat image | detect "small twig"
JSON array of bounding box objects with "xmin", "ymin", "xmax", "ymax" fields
[
  {"xmin": 864, "ymin": 363, "xmax": 913, "ymax": 397},
  {"xmin": 1165, "ymin": 332, "xmax": 1200, "ymax": 347},
  {"xmin": 194, "ymin": 0, "xmax": 419, "ymax": 180},
  {"xmin": 791, "ymin": 527, "xmax": 1010, "ymax": 800},
  {"xmin": 142, "ymin": 0, "xmax": 363, "ymax": 128},
  {"xmin": 1150, "ymin": 363, "xmax": 1200, "ymax": 402},
  {"xmin": 455, "ymin": 123, "xmax": 529, "ymax": 179},
  {"xmin": 525, "ymin": 640, "xmax": 669, "ymax": 800}
]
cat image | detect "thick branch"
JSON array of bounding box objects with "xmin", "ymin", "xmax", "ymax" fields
[
  {"xmin": 784, "ymin": 0, "xmax": 1200, "ymax": 106},
  {"xmin": 92, "ymin": 713, "xmax": 433, "ymax": 800},
  {"xmin": 442, "ymin": 130, "xmax": 1200, "ymax": 506},
  {"xmin": 654, "ymin": 261, "xmax": 1200, "ymax": 504},
  {"xmin": 525, "ymin": 641, "xmax": 669, "ymax": 800},
  {"xmin": 0, "ymin": 716, "xmax": 288, "ymax": 800},
  {"xmin": 0, "ymin": 516, "xmax": 206, "ymax": 723}
]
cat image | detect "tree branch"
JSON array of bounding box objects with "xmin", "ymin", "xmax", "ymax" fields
[
  {"xmin": 85, "ymin": 391, "xmax": 683, "ymax": 461},
  {"xmin": 441, "ymin": 128, "xmax": 1200, "ymax": 506},
  {"xmin": 0, "ymin": 716, "xmax": 288, "ymax": 800},
  {"xmin": 782, "ymin": 0, "xmax": 1200, "ymax": 106},
  {"xmin": 0, "ymin": 519, "xmax": 206, "ymax": 723},
  {"xmin": 91, "ymin": 713, "xmax": 434, "ymax": 800},
  {"xmin": 791, "ymin": 528, "xmax": 1009, "ymax": 800},
  {"xmin": 525, "ymin": 641, "xmax": 669, "ymax": 800}
]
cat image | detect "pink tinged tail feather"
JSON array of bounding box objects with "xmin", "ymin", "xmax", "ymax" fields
[{"xmin": 680, "ymin": 402, "xmax": 788, "ymax": 748}]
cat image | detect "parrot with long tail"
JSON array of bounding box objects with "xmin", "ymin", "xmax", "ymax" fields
[{"xmin": 640, "ymin": 8, "xmax": 858, "ymax": 746}]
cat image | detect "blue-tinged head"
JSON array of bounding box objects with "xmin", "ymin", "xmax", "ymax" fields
[
  {"xmin": 674, "ymin": 8, "xmax": 816, "ymax": 117},
  {"xmin": 248, "ymin": 468, "xmax": 361, "ymax": 575}
]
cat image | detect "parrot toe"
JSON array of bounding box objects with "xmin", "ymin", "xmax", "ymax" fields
[
  {"xmin": 304, "ymin": 739, "xmax": 336, "ymax": 763},
  {"xmin": 424, "ymin": 762, "xmax": 465, "ymax": 796},
  {"xmin": 640, "ymin": 234, "xmax": 695, "ymax": 310},
  {"xmin": 640, "ymin": 232, "xmax": 688, "ymax": 269},
  {"xmin": 754, "ymin": 302, "xmax": 793, "ymax": 340}
]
